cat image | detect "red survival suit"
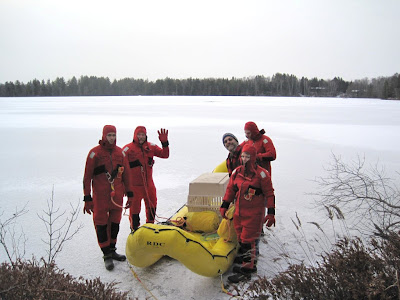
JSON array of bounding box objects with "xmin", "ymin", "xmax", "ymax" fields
[
  {"xmin": 221, "ymin": 144, "xmax": 275, "ymax": 270},
  {"xmin": 83, "ymin": 125, "xmax": 133, "ymax": 255},
  {"xmin": 241, "ymin": 121, "xmax": 276, "ymax": 176},
  {"xmin": 122, "ymin": 126, "xmax": 169, "ymax": 230}
]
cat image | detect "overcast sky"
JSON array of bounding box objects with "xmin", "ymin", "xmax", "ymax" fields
[{"xmin": 1, "ymin": 0, "xmax": 399, "ymax": 84}]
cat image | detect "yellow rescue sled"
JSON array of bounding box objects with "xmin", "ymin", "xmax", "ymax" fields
[{"xmin": 125, "ymin": 167, "xmax": 238, "ymax": 277}]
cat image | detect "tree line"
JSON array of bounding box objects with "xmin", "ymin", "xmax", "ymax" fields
[{"xmin": 1, "ymin": 73, "xmax": 399, "ymax": 99}]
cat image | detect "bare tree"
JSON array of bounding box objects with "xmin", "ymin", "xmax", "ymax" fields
[
  {"xmin": 0, "ymin": 204, "xmax": 28, "ymax": 266},
  {"xmin": 312, "ymin": 154, "xmax": 400, "ymax": 237},
  {"xmin": 37, "ymin": 186, "xmax": 83, "ymax": 264}
]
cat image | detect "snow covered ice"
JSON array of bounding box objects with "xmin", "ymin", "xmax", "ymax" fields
[{"xmin": 1, "ymin": 96, "xmax": 399, "ymax": 299}]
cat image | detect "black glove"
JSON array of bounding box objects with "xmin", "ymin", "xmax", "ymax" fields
[{"xmin": 83, "ymin": 195, "xmax": 93, "ymax": 214}]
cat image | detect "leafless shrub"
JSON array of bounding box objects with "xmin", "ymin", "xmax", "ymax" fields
[
  {"xmin": 37, "ymin": 186, "xmax": 83, "ymax": 264},
  {"xmin": 312, "ymin": 153, "xmax": 400, "ymax": 237},
  {"xmin": 0, "ymin": 204, "xmax": 28, "ymax": 266}
]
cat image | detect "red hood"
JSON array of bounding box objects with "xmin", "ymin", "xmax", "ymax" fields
[
  {"xmin": 99, "ymin": 125, "xmax": 116, "ymax": 150},
  {"xmin": 241, "ymin": 144, "xmax": 257, "ymax": 174},
  {"xmin": 133, "ymin": 126, "xmax": 147, "ymax": 143},
  {"xmin": 244, "ymin": 121, "xmax": 265, "ymax": 141}
]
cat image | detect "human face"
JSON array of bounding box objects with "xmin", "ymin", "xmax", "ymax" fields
[
  {"xmin": 106, "ymin": 132, "xmax": 116, "ymax": 144},
  {"xmin": 241, "ymin": 152, "xmax": 251, "ymax": 165},
  {"xmin": 223, "ymin": 137, "xmax": 238, "ymax": 152},
  {"xmin": 245, "ymin": 130, "xmax": 252, "ymax": 140},
  {"xmin": 137, "ymin": 132, "xmax": 146, "ymax": 144}
]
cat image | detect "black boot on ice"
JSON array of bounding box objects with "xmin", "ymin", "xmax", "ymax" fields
[
  {"xmin": 110, "ymin": 248, "xmax": 126, "ymax": 261},
  {"xmin": 228, "ymin": 271, "xmax": 251, "ymax": 283},
  {"xmin": 103, "ymin": 253, "xmax": 114, "ymax": 271}
]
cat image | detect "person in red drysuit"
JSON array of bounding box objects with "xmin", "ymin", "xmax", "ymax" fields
[
  {"xmin": 220, "ymin": 144, "xmax": 275, "ymax": 283},
  {"xmin": 222, "ymin": 132, "xmax": 242, "ymax": 177},
  {"xmin": 241, "ymin": 121, "xmax": 276, "ymax": 176},
  {"xmin": 122, "ymin": 126, "xmax": 169, "ymax": 231},
  {"xmin": 83, "ymin": 125, "xmax": 134, "ymax": 271}
]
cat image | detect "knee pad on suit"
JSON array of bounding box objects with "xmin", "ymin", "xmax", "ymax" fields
[{"xmin": 96, "ymin": 224, "xmax": 108, "ymax": 244}]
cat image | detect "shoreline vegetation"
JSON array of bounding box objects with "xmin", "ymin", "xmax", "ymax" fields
[{"xmin": 1, "ymin": 73, "xmax": 399, "ymax": 100}]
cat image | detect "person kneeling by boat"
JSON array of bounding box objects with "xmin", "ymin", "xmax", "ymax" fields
[
  {"xmin": 83, "ymin": 125, "xmax": 134, "ymax": 271},
  {"xmin": 220, "ymin": 144, "xmax": 276, "ymax": 283}
]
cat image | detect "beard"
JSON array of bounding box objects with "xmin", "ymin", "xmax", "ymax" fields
[{"xmin": 227, "ymin": 144, "xmax": 237, "ymax": 152}]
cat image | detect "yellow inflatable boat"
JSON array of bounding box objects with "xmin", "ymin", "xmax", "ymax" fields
[
  {"xmin": 125, "ymin": 210, "xmax": 237, "ymax": 277},
  {"xmin": 126, "ymin": 165, "xmax": 238, "ymax": 277}
]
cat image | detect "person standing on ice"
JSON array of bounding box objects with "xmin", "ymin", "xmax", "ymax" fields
[
  {"xmin": 83, "ymin": 125, "xmax": 134, "ymax": 271},
  {"xmin": 242, "ymin": 121, "xmax": 276, "ymax": 176},
  {"xmin": 224, "ymin": 132, "xmax": 263, "ymax": 255},
  {"xmin": 222, "ymin": 132, "xmax": 242, "ymax": 176},
  {"xmin": 122, "ymin": 126, "xmax": 169, "ymax": 231},
  {"xmin": 220, "ymin": 144, "xmax": 276, "ymax": 283}
]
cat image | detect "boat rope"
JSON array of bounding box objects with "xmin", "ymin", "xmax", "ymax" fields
[
  {"xmin": 108, "ymin": 180, "xmax": 130, "ymax": 216},
  {"xmin": 127, "ymin": 262, "xmax": 158, "ymax": 300},
  {"xmin": 168, "ymin": 216, "xmax": 203, "ymax": 233},
  {"xmin": 104, "ymin": 167, "xmax": 131, "ymax": 216},
  {"xmin": 220, "ymin": 274, "xmax": 235, "ymax": 297},
  {"xmin": 169, "ymin": 216, "xmax": 186, "ymax": 227},
  {"xmin": 139, "ymin": 166, "xmax": 170, "ymax": 223}
]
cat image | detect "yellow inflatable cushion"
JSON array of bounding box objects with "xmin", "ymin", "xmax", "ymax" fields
[{"xmin": 185, "ymin": 211, "xmax": 219, "ymax": 233}]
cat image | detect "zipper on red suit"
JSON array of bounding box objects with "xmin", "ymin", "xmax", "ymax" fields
[
  {"xmin": 140, "ymin": 146, "xmax": 148, "ymax": 186},
  {"xmin": 109, "ymin": 152, "xmax": 114, "ymax": 175},
  {"xmin": 107, "ymin": 151, "xmax": 115, "ymax": 194},
  {"xmin": 237, "ymin": 172, "xmax": 254, "ymax": 217},
  {"xmin": 238, "ymin": 181, "xmax": 246, "ymax": 217}
]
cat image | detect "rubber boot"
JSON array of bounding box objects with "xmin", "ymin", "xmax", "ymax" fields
[
  {"xmin": 103, "ymin": 253, "xmax": 114, "ymax": 271},
  {"xmin": 110, "ymin": 246, "xmax": 126, "ymax": 261},
  {"xmin": 101, "ymin": 246, "xmax": 114, "ymax": 271},
  {"xmin": 233, "ymin": 265, "xmax": 257, "ymax": 274},
  {"xmin": 228, "ymin": 268, "xmax": 251, "ymax": 283}
]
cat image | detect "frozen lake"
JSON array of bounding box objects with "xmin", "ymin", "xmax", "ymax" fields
[{"xmin": 1, "ymin": 96, "xmax": 399, "ymax": 299}]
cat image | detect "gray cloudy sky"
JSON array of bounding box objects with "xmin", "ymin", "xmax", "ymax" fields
[{"xmin": 1, "ymin": 0, "xmax": 399, "ymax": 83}]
